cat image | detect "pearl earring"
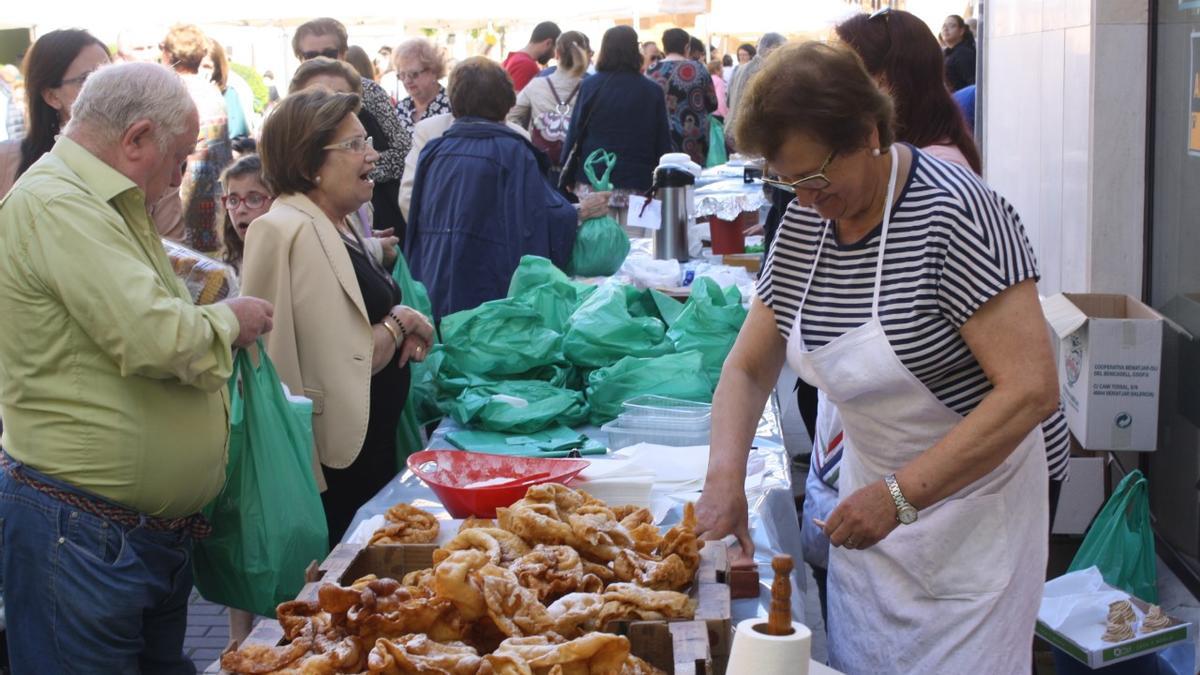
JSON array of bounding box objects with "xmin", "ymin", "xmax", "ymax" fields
[
  {"xmin": 871, "ymin": 148, "xmax": 881, "ymax": 157},
  {"xmin": 315, "ymin": 175, "xmax": 322, "ymax": 184}
]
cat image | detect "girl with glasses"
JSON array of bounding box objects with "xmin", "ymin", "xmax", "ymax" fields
[{"xmin": 219, "ymin": 155, "xmax": 274, "ymax": 274}]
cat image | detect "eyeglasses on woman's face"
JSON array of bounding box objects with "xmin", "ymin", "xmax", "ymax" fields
[
  {"xmin": 399, "ymin": 68, "xmax": 429, "ymax": 82},
  {"xmin": 763, "ymin": 150, "xmax": 837, "ymax": 193},
  {"xmin": 323, "ymin": 135, "xmax": 374, "ymax": 154},
  {"xmin": 222, "ymin": 192, "xmax": 270, "ymax": 210}
]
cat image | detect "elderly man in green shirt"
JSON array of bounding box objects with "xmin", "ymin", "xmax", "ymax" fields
[{"xmin": 0, "ymin": 62, "xmax": 273, "ymax": 673}]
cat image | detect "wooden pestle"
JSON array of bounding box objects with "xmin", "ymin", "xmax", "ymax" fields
[{"xmin": 767, "ymin": 554, "xmax": 794, "ymax": 636}]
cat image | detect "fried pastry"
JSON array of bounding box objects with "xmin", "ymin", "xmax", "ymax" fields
[
  {"xmin": 477, "ymin": 563, "xmax": 556, "ymax": 637},
  {"xmin": 1141, "ymin": 605, "xmax": 1172, "ymax": 633},
  {"xmin": 509, "ymin": 545, "xmax": 604, "ymax": 603},
  {"xmin": 460, "ymin": 517, "xmax": 497, "ymax": 532},
  {"xmin": 372, "ymin": 503, "xmax": 440, "ymax": 544},
  {"xmin": 220, "ymin": 639, "xmax": 313, "ymax": 674},
  {"xmin": 613, "ymin": 550, "xmax": 692, "ymax": 591},
  {"xmin": 366, "ymin": 634, "xmax": 481, "ymax": 674},
  {"xmin": 492, "ymin": 633, "xmax": 631, "ymax": 675}
]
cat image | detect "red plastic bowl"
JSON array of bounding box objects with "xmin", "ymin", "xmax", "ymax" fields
[{"xmin": 406, "ymin": 449, "xmax": 591, "ymax": 518}]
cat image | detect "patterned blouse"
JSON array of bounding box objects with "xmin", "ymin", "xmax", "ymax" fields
[
  {"xmin": 397, "ymin": 87, "xmax": 452, "ymax": 141},
  {"xmin": 645, "ymin": 59, "xmax": 718, "ymax": 166}
]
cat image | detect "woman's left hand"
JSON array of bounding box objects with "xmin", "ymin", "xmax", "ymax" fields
[
  {"xmin": 373, "ymin": 228, "xmax": 399, "ymax": 268},
  {"xmin": 820, "ymin": 480, "xmax": 900, "ymax": 550}
]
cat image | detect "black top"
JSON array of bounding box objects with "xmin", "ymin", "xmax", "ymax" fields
[
  {"xmin": 344, "ymin": 240, "xmax": 409, "ymax": 436},
  {"xmin": 944, "ymin": 41, "xmax": 976, "ymax": 91}
]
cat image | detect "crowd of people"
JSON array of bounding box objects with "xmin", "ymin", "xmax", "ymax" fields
[{"xmin": 0, "ymin": 9, "xmax": 1061, "ymax": 675}]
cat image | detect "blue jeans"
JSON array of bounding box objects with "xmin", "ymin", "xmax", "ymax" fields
[{"xmin": 0, "ymin": 463, "xmax": 196, "ymax": 674}]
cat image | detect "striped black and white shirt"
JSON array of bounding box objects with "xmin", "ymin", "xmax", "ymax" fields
[{"xmin": 758, "ymin": 147, "xmax": 1070, "ymax": 481}]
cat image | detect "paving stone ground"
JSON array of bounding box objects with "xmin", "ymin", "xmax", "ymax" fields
[{"xmin": 185, "ymin": 590, "xmax": 230, "ymax": 672}]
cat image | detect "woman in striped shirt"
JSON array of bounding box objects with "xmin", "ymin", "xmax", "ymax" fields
[{"xmin": 696, "ymin": 42, "xmax": 1057, "ymax": 673}]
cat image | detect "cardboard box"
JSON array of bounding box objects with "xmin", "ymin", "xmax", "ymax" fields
[
  {"xmin": 1036, "ymin": 596, "xmax": 1195, "ymax": 669},
  {"xmin": 1043, "ymin": 293, "xmax": 1165, "ymax": 451}
]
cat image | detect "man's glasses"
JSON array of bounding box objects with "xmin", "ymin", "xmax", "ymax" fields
[
  {"xmin": 399, "ymin": 69, "xmax": 428, "ymax": 82},
  {"xmin": 222, "ymin": 193, "xmax": 270, "ymax": 210},
  {"xmin": 301, "ymin": 48, "xmax": 341, "ymax": 61},
  {"xmin": 323, "ymin": 136, "xmax": 374, "ymax": 154},
  {"xmin": 762, "ymin": 150, "xmax": 837, "ymax": 193}
]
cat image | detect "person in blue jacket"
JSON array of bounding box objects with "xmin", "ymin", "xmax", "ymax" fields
[{"xmin": 406, "ymin": 57, "xmax": 609, "ymax": 320}]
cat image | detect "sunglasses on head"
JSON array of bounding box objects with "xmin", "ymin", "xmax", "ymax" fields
[{"xmin": 301, "ymin": 47, "xmax": 341, "ymax": 61}]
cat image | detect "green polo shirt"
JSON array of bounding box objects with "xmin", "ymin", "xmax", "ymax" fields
[{"xmin": 0, "ymin": 137, "xmax": 240, "ymax": 518}]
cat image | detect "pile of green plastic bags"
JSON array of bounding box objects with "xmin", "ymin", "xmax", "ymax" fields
[{"xmin": 409, "ymin": 256, "xmax": 748, "ymax": 438}]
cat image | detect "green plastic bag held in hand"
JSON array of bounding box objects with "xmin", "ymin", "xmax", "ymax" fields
[
  {"xmin": 568, "ymin": 149, "xmax": 630, "ymax": 277},
  {"xmin": 447, "ymin": 380, "xmax": 590, "ymax": 434},
  {"xmin": 193, "ymin": 343, "xmax": 329, "ymax": 617},
  {"xmin": 562, "ymin": 283, "xmax": 674, "ymax": 368},
  {"xmin": 393, "ymin": 253, "xmax": 437, "ymax": 464},
  {"xmin": 707, "ymin": 117, "xmax": 728, "ymax": 168},
  {"xmin": 585, "ymin": 350, "xmax": 713, "ymax": 424},
  {"xmin": 1067, "ymin": 469, "xmax": 1158, "ymax": 603},
  {"xmin": 667, "ymin": 278, "xmax": 747, "ymax": 383}
]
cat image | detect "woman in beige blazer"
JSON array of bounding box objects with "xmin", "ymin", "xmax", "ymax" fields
[{"xmin": 241, "ymin": 87, "xmax": 433, "ymax": 546}]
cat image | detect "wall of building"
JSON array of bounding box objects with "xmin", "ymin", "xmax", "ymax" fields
[{"xmin": 983, "ymin": 0, "xmax": 1148, "ymax": 296}]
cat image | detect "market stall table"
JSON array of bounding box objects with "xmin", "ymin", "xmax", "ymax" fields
[{"xmin": 345, "ymin": 394, "xmax": 807, "ymax": 630}]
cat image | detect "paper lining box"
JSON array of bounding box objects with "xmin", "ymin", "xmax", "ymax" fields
[
  {"xmin": 1036, "ymin": 595, "xmax": 1195, "ymax": 669},
  {"xmin": 1043, "ymin": 293, "xmax": 1165, "ymax": 451}
]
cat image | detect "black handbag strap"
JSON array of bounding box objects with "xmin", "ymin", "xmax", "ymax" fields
[{"xmin": 558, "ymin": 73, "xmax": 612, "ymax": 191}]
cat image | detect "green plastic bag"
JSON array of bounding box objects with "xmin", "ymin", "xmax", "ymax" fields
[
  {"xmin": 585, "ymin": 350, "xmax": 713, "ymax": 424},
  {"xmin": 507, "ymin": 256, "xmax": 596, "ymax": 333},
  {"xmin": 446, "ymin": 424, "xmax": 608, "ymax": 457},
  {"xmin": 563, "ymin": 283, "xmax": 673, "ymax": 368},
  {"xmin": 439, "ymin": 298, "xmax": 564, "ymax": 381},
  {"xmin": 193, "ymin": 343, "xmax": 329, "ymax": 616},
  {"xmin": 447, "ymin": 380, "xmax": 589, "ymax": 434},
  {"xmin": 393, "ymin": 253, "xmax": 437, "ymax": 464},
  {"xmin": 667, "ymin": 278, "xmax": 747, "ymax": 383},
  {"xmin": 1067, "ymin": 470, "xmax": 1158, "ymax": 602},
  {"xmin": 568, "ymin": 149, "xmax": 629, "ymax": 277},
  {"xmin": 707, "ymin": 117, "xmax": 728, "ymax": 168}
]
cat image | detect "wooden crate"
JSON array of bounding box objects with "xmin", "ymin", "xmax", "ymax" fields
[{"xmin": 228, "ymin": 541, "xmax": 732, "ymax": 675}]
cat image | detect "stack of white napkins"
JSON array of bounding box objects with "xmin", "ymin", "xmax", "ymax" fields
[{"xmin": 571, "ymin": 457, "xmax": 657, "ymax": 509}]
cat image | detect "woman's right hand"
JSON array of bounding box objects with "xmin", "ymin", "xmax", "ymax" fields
[
  {"xmin": 388, "ymin": 305, "xmax": 434, "ymax": 365},
  {"xmin": 578, "ymin": 192, "xmax": 611, "ymax": 221},
  {"xmin": 696, "ymin": 475, "xmax": 755, "ymax": 563}
]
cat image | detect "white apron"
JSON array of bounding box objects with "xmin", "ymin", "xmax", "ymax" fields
[{"xmin": 786, "ymin": 146, "xmax": 1048, "ymax": 674}]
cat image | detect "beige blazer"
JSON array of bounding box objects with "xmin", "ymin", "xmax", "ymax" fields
[{"xmin": 240, "ymin": 192, "xmax": 374, "ymax": 490}]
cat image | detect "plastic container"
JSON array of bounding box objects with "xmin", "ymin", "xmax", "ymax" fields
[
  {"xmin": 601, "ymin": 418, "xmax": 711, "ymax": 451},
  {"xmin": 622, "ymin": 395, "xmax": 713, "ymax": 420},
  {"xmin": 406, "ymin": 450, "xmax": 590, "ymax": 518},
  {"xmin": 615, "ymin": 412, "xmax": 710, "ymax": 432}
]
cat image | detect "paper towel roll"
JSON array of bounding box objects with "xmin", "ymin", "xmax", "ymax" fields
[{"xmin": 726, "ymin": 617, "xmax": 811, "ymax": 675}]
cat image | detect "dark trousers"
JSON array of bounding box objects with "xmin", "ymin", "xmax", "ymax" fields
[{"xmin": 0, "ymin": 465, "xmax": 196, "ymax": 674}]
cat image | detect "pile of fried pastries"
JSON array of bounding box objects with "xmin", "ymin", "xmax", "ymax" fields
[{"xmin": 222, "ymin": 483, "xmax": 702, "ymax": 674}]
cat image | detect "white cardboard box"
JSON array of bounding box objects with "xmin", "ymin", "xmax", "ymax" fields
[{"xmin": 1043, "ymin": 293, "xmax": 1164, "ymax": 451}]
